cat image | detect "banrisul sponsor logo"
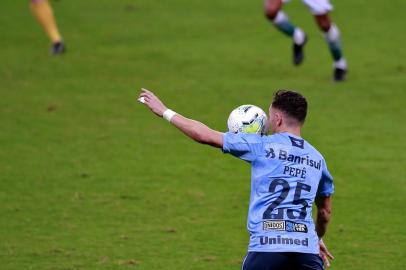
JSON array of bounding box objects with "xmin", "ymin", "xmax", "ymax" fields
[{"xmin": 265, "ymin": 148, "xmax": 321, "ymax": 170}]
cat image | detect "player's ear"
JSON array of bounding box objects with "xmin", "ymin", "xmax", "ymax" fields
[{"xmin": 276, "ymin": 112, "xmax": 283, "ymax": 127}]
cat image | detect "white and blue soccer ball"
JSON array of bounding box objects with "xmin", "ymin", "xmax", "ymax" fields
[{"xmin": 227, "ymin": 105, "xmax": 268, "ymax": 134}]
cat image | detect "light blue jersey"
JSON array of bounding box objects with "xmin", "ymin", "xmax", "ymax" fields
[{"xmin": 223, "ymin": 132, "xmax": 334, "ymax": 254}]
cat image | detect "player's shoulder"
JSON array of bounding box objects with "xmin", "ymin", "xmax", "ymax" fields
[
  {"xmin": 303, "ymin": 138, "xmax": 326, "ymax": 161},
  {"xmin": 224, "ymin": 132, "xmax": 265, "ymax": 144}
]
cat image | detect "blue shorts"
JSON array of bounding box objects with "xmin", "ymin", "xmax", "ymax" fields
[{"xmin": 242, "ymin": 252, "xmax": 324, "ymax": 270}]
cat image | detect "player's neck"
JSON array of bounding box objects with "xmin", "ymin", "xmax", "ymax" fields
[{"xmin": 275, "ymin": 126, "xmax": 301, "ymax": 137}]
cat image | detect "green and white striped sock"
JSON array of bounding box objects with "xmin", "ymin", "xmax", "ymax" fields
[{"xmin": 324, "ymin": 24, "xmax": 347, "ymax": 68}]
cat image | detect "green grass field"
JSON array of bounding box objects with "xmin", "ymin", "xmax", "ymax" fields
[{"xmin": 1, "ymin": 0, "xmax": 405, "ymax": 269}]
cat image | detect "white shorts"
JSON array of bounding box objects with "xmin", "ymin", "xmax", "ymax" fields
[{"xmin": 282, "ymin": 0, "xmax": 333, "ymax": 15}]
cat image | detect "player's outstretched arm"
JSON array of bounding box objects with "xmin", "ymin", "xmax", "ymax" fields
[{"xmin": 138, "ymin": 88, "xmax": 223, "ymax": 148}]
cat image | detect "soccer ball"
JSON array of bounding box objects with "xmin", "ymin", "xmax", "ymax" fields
[{"xmin": 227, "ymin": 105, "xmax": 268, "ymax": 134}]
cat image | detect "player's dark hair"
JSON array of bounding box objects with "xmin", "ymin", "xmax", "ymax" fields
[{"xmin": 272, "ymin": 90, "xmax": 307, "ymax": 124}]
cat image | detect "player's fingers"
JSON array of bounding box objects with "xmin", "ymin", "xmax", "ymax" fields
[
  {"xmin": 321, "ymin": 254, "xmax": 330, "ymax": 268},
  {"xmin": 144, "ymin": 96, "xmax": 152, "ymax": 102},
  {"xmin": 320, "ymin": 244, "xmax": 334, "ymax": 260},
  {"xmin": 139, "ymin": 93, "xmax": 155, "ymax": 103},
  {"xmin": 138, "ymin": 94, "xmax": 152, "ymax": 104},
  {"xmin": 138, "ymin": 93, "xmax": 148, "ymax": 104},
  {"xmin": 143, "ymin": 91, "xmax": 158, "ymax": 100},
  {"xmin": 142, "ymin": 89, "xmax": 159, "ymax": 100},
  {"xmin": 139, "ymin": 92, "xmax": 150, "ymax": 99},
  {"xmin": 138, "ymin": 97, "xmax": 148, "ymax": 104},
  {"xmin": 326, "ymin": 251, "xmax": 334, "ymax": 260},
  {"xmin": 139, "ymin": 90, "xmax": 152, "ymax": 96},
  {"xmin": 141, "ymin": 88, "xmax": 153, "ymax": 95}
]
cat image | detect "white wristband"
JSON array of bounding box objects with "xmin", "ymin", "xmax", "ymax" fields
[{"xmin": 163, "ymin": 109, "xmax": 176, "ymax": 122}]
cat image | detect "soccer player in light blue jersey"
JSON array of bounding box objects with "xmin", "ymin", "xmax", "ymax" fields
[{"xmin": 138, "ymin": 88, "xmax": 334, "ymax": 269}]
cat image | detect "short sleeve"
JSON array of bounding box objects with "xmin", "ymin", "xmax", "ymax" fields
[
  {"xmin": 222, "ymin": 132, "xmax": 262, "ymax": 162},
  {"xmin": 317, "ymin": 159, "xmax": 334, "ymax": 197}
]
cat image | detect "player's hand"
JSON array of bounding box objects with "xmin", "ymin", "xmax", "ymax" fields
[
  {"xmin": 138, "ymin": 88, "xmax": 168, "ymax": 117},
  {"xmin": 319, "ymin": 239, "xmax": 334, "ymax": 267}
]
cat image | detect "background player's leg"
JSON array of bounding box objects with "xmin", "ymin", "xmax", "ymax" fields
[
  {"xmin": 30, "ymin": 0, "xmax": 66, "ymax": 55},
  {"xmin": 314, "ymin": 14, "xmax": 347, "ymax": 81},
  {"xmin": 264, "ymin": 0, "xmax": 307, "ymax": 65}
]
